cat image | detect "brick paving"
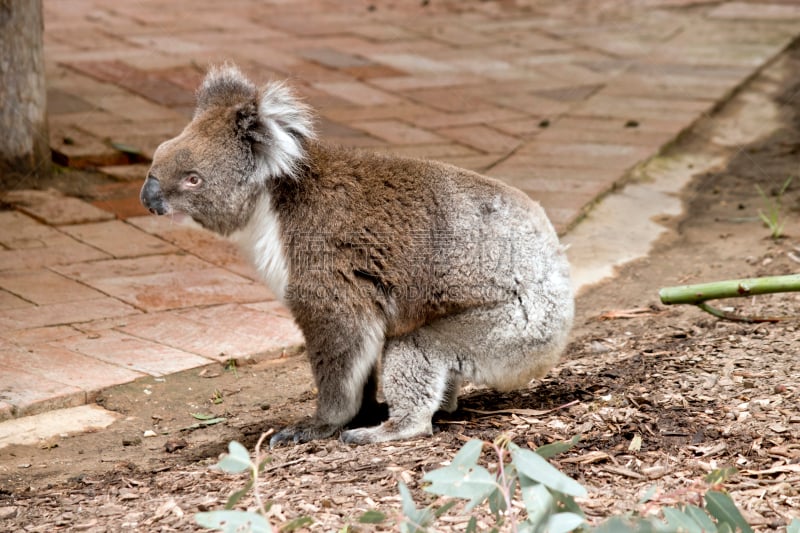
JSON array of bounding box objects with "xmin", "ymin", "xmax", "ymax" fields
[{"xmin": 1, "ymin": 0, "xmax": 800, "ymax": 420}]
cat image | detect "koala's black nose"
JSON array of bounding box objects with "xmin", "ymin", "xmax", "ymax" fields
[{"xmin": 140, "ymin": 175, "xmax": 168, "ymax": 215}]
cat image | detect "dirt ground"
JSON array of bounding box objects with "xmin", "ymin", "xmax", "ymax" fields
[{"xmin": 3, "ymin": 47, "xmax": 800, "ymax": 533}]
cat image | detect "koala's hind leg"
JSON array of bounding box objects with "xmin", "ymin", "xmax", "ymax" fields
[{"xmin": 340, "ymin": 329, "xmax": 453, "ymax": 445}]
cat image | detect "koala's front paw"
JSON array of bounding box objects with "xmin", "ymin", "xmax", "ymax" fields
[{"xmin": 269, "ymin": 420, "xmax": 339, "ymax": 448}]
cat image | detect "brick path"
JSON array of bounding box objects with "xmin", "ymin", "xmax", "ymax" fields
[{"xmin": 1, "ymin": 0, "xmax": 799, "ymax": 420}]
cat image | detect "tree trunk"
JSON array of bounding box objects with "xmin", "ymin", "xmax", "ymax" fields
[{"xmin": 0, "ymin": 0, "xmax": 50, "ymax": 188}]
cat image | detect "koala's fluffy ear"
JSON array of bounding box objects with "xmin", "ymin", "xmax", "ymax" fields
[
  {"xmin": 196, "ymin": 64, "xmax": 258, "ymax": 112},
  {"xmin": 197, "ymin": 64, "xmax": 315, "ymax": 180}
]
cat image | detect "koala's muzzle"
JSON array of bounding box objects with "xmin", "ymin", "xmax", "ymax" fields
[{"xmin": 140, "ymin": 175, "xmax": 169, "ymax": 215}]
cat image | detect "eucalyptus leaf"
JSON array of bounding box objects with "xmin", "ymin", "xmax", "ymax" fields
[
  {"xmin": 788, "ymin": 518, "xmax": 800, "ymax": 533},
  {"xmin": 543, "ymin": 512, "xmax": 586, "ymax": 533},
  {"xmin": 683, "ymin": 504, "xmax": 717, "ymax": 532},
  {"xmin": 224, "ymin": 479, "xmax": 253, "ymax": 510},
  {"xmin": 398, "ymin": 481, "xmax": 433, "ymax": 533},
  {"xmin": 518, "ymin": 477, "xmax": 553, "ymax": 525},
  {"xmin": 423, "ymin": 463, "xmax": 496, "ymax": 510},
  {"xmin": 535, "ymin": 435, "xmax": 581, "ymax": 459},
  {"xmin": 509, "ymin": 443, "xmax": 587, "ymax": 497},
  {"xmin": 451, "ymin": 439, "xmax": 484, "ymax": 466},
  {"xmin": 195, "ymin": 510, "xmax": 272, "ymax": 533},
  {"xmin": 215, "ymin": 441, "xmax": 252, "ymax": 474},
  {"xmin": 662, "ymin": 507, "xmax": 702, "ymax": 533},
  {"xmin": 704, "ymin": 491, "xmax": 753, "ymax": 533}
]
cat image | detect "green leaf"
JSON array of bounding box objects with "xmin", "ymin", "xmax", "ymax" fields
[
  {"xmin": 423, "ymin": 462, "xmax": 496, "ymax": 511},
  {"xmin": 452, "ymin": 439, "xmax": 484, "ymax": 466},
  {"xmin": 433, "ymin": 500, "xmax": 458, "ymax": 518},
  {"xmin": 544, "ymin": 512, "xmax": 586, "ymax": 533},
  {"xmin": 553, "ymin": 491, "xmax": 585, "ymax": 519},
  {"xmin": 704, "ymin": 491, "xmax": 753, "ymax": 533},
  {"xmin": 662, "ymin": 507, "xmax": 702, "ymax": 533},
  {"xmin": 518, "ymin": 477, "xmax": 553, "ymax": 525},
  {"xmin": 224, "ymin": 478, "xmax": 253, "ymax": 510},
  {"xmin": 281, "ymin": 516, "xmax": 313, "ymax": 531},
  {"xmin": 466, "ymin": 516, "xmax": 478, "ymax": 533},
  {"xmin": 508, "ymin": 443, "xmax": 587, "ymax": 497},
  {"xmin": 216, "ymin": 441, "xmax": 252, "ymax": 474},
  {"xmin": 788, "ymin": 519, "xmax": 800, "ymax": 533},
  {"xmin": 487, "ymin": 487, "xmax": 506, "ymax": 518},
  {"xmin": 536, "ymin": 435, "xmax": 581, "ymax": 459},
  {"xmin": 398, "ymin": 481, "xmax": 433, "ymax": 533},
  {"xmin": 359, "ymin": 510, "xmax": 387, "ymax": 524},
  {"xmin": 683, "ymin": 504, "xmax": 717, "ymax": 532},
  {"xmin": 192, "ymin": 412, "xmax": 218, "ymax": 420},
  {"xmin": 195, "ymin": 510, "xmax": 272, "ymax": 532}
]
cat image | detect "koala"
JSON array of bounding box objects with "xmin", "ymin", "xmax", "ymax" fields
[{"xmin": 140, "ymin": 64, "xmax": 574, "ymax": 446}]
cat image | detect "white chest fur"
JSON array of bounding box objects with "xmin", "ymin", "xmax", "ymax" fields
[{"xmin": 230, "ymin": 194, "xmax": 289, "ymax": 301}]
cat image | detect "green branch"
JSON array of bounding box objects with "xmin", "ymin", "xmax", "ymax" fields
[{"xmin": 659, "ymin": 274, "xmax": 800, "ymax": 322}]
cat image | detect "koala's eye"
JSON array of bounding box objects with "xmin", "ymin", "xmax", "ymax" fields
[{"xmin": 182, "ymin": 174, "xmax": 203, "ymax": 189}]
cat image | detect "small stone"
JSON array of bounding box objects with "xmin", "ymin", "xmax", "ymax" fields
[
  {"xmin": 774, "ymin": 384, "xmax": 787, "ymax": 393},
  {"xmin": 0, "ymin": 506, "xmax": 18, "ymax": 520},
  {"xmin": 143, "ymin": 430, "xmax": 157, "ymax": 438}
]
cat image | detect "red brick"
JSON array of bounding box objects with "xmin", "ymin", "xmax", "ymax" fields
[
  {"xmin": 0, "ymin": 364, "xmax": 85, "ymax": 418},
  {"xmin": 55, "ymin": 330, "xmax": 212, "ymax": 376},
  {"xmin": 403, "ymin": 86, "xmax": 495, "ymax": 113},
  {"xmin": 0, "ymin": 290, "xmax": 30, "ymax": 311},
  {"xmin": 298, "ymin": 47, "xmax": 374, "ymax": 69},
  {"xmin": 2, "ymin": 190, "xmax": 115, "ymax": 226},
  {"xmin": 0, "ymin": 298, "xmax": 140, "ymax": 330},
  {"xmin": 50, "ymin": 124, "xmax": 132, "ymax": 169},
  {"xmin": 59, "ymin": 220, "xmax": 176, "ymax": 258},
  {"xmin": 369, "ymin": 73, "xmax": 485, "ymax": 92},
  {"xmin": 351, "ymin": 120, "xmax": 443, "ymax": 144},
  {"xmin": 708, "ymin": 2, "xmax": 800, "ymax": 20},
  {"xmin": 0, "ymin": 269, "xmax": 105, "ymax": 305},
  {"xmin": 319, "ymin": 102, "xmax": 431, "ymax": 122},
  {"xmin": 0, "ymin": 211, "xmax": 64, "ymax": 249},
  {"xmin": 410, "ymin": 107, "xmax": 522, "ymax": 129},
  {"xmin": 372, "ymin": 143, "xmax": 480, "ymax": 160},
  {"xmin": 98, "ymin": 164, "xmax": 152, "ymax": 182},
  {"xmin": 65, "ymin": 60, "xmax": 196, "ymax": 107},
  {"xmin": 90, "ymin": 195, "xmax": 152, "ymax": 220},
  {"xmin": 1, "ymin": 343, "xmax": 145, "ymax": 394},
  {"xmin": 118, "ymin": 308, "xmax": 303, "ymax": 362},
  {"xmin": 436, "ymin": 125, "xmax": 521, "ymax": 155},
  {"xmin": 1, "ymin": 325, "xmax": 79, "ymax": 345},
  {"xmin": 311, "ymin": 81, "xmax": 403, "ymax": 106},
  {"xmin": 52, "ymin": 253, "xmax": 212, "ymax": 282},
  {"xmin": 0, "ymin": 240, "xmax": 110, "ymax": 272},
  {"xmin": 79, "ymin": 267, "xmax": 273, "ymax": 312}
]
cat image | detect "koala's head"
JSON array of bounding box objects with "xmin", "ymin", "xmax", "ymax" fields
[{"xmin": 141, "ymin": 64, "xmax": 315, "ymax": 235}]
